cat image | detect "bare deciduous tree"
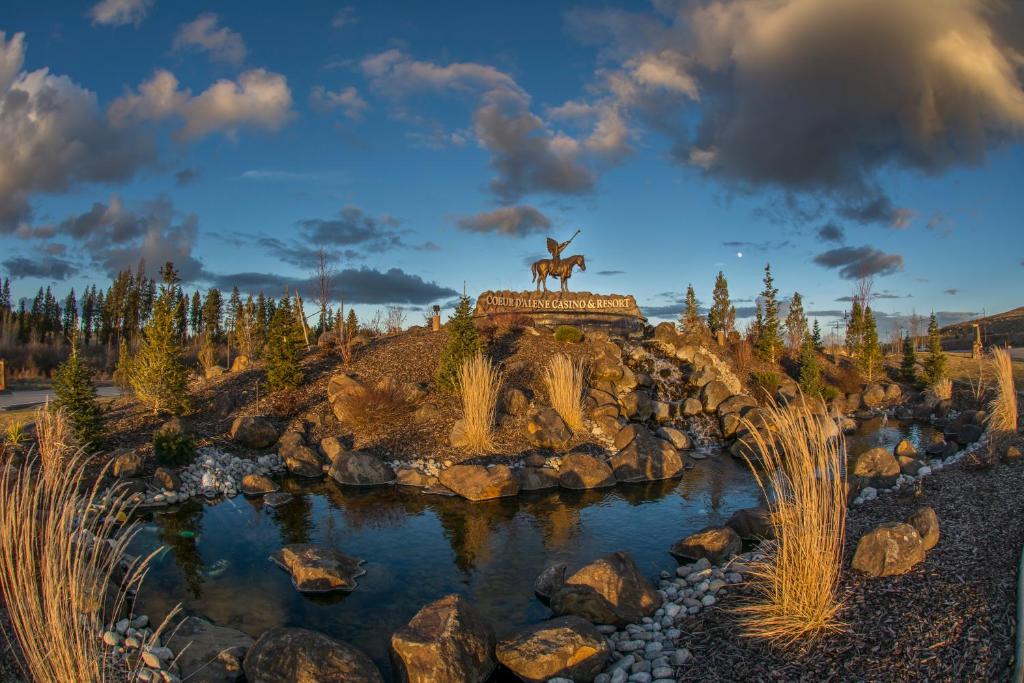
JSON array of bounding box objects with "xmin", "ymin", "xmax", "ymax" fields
[
  {"xmin": 314, "ymin": 247, "xmax": 336, "ymax": 335},
  {"xmin": 386, "ymin": 306, "xmax": 407, "ymax": 335}
]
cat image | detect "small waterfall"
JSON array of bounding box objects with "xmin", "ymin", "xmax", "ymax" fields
[{"xmin": 686, "ymin": 413, "xmax": 721, "ymax": 451}]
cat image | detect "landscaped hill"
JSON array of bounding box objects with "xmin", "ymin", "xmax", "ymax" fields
[{"xmin": 941, "ymin": 306, "xmax": 1024, "ymax": 349}]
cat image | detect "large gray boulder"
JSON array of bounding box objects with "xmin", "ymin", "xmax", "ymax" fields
[
  {"xmin": 526, "ymin": 407, "xmax": 573, "ymax": 450},
  {"xmin": 390, "ymin": 595, "xmax": 496, "ymax": 683},
  {"xmin": 281, "ymin": 444, "xmax": 325, "ymax": 478},
  {"xmin": 243, "ymin": 627, "xmax": 382, "ymax": 683},
  {"xmin": 670, "ymin": 526, "xmax": 742, "ymax": 564},
  {"xmin": 166, "ymin": 617, "xmax": 254, "ymax": 683},
  {"xmin": 557, "ymin": 453, "xmax": 616, "ymax": 490},
  {"xmin": 717, "ymin": 394, "xmax": 757, "ymax": 416},
  {"xmin": 850, "ymin": 447, "xmax": 900, "ymax": 488},
  {"xmin": 701, "ymin": 381, "xmax": 732, "ymax": 413},
  {"xmin": 496, "ymin": 616, "xmax": 609, "ymax": 683},
  {"xmin": 725, "ymin": 506, "xmax": 773, "ymax": 540},
  {"xmin": 609, "ymin": 431, "xmax": 684, "ymax": 482},
  {"xmin": 907, "ymin": 506, "xmax": 940, "ymax": 551},
  {"xmin": 550, "ymin": 551, "xmax": 662, "ymax": 626},
  {"xmin": 270, "ymin": 544, "xmax": 366, "ymax": 593},
  {"xmin": 328, "ymin": 450, "xmax": 396, "ymax": 486},
  {"xmin": 516, "ymin": 466, "xmax": 560, "ymax": 491},
  {"xmin": 851, "ymin": 522, "xmax": 926, "ymax": 577},
  {"xmin": 438, "ymin": 464, "xmax": 518, "ymax": 501},
  {"xmin": 230, "ymin": 417, "xmax": 278, "ymax": 449}
]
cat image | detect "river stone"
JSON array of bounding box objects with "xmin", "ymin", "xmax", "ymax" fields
[
  {"xmin": 534, "ymin": 562, "xmax": 567, "ymax": 599},
  {"xmin": 620, "ymin": 390, "xmax": 655, "ymax": 421},
  {"xmin": 112, "ymin": 450, "xmax": 144, "ymax": 478},
  {"xmin": 681, "ymin": 398, "xmax": 703, "ymax": 416},
  {"xmin": 165, "ymin": 616, "xmax": 254, "ymax": 683},
  {"xmin": 907, "ymin": 506, "xmax": 940, "ymax": 551},
  {"xmin": 281, "ymin": 444, "xmax": 324, "ymax": 478},
  {"xmin": 152, "ymin": 467, "xmax": 180, "ymax": 491},
  {"xmin": 263, "ymin": 491, "xmax": 294, "ymax": 507},
  {"xmin": 499, "ymin": 387, "xmax": 530, "ymax": 417},
  {"xmin": 526, "ymin": 407, "xmax": 573, "ymax": 450},
  {"xmin": 550, "ymin": 551, "xmax": 661, "ymax": 626},
  {"xmin": 438, "ymin": 464, "xmax": 518, "ymax": 501},
  {"xmin": 701, "ymin": 381, "xmax": 732, "ymax": 413},
  {"xmin": 957, "ymin": 423, "xmax": 984, "ymax": 445},
  {"xmin": 517, "ymin": 466, "xmax": 560, "ymax": 491},
  {"xmin": 230, "ymin": 417, "xmax": 278, "ymax": 449},
  {"xmin": 277, "ymin": 430, "xmax": 306, "ymax": 450},
  {"xmin": 609, "ymin": 434, "xmax": 683, "ymax": 482},
  {"xmin": 862, "ymin": 384, "xmax": 886, "ymax": 408},
  {"xmin": 720, "ymin": 412, "xmax": 743, "ymax": 439},
  {"xmin": 897, "ymin": 456, "xmax": 926, "ymax": 476},
  {"xmin": 390, "ymin": 594, "xmax": 496, "ymax": 683},
  {"xmin": 613, "ymin": 424, "xmax": 642, "ymax": 450},
  {"xmin": 328, "ymin": 451, "xmax": 396, "ymax": 486},
  {"xmin": 716, "ymin": 394, "xmax": 757, "ymax": 416},
  {"xmin": 656, "ymin": 426, "xmax": 692, "ymax": 450},
  {"xmin": 496, "ymin": 616, "xmax": 609, "ymax": 683},
  {"xmin": 244, "ymin": 627, "xmax": 382, "ymax": 683},
  {"xmin": 319, "ymin": 436, "xmax": 346, "ymax": 461},
  {"xmin": 558, "ymin": 453, "xmax": 616, "ymax": 490},
  {"xmin": 851, "ymin": 447, "xmax": 900, "ymax": 488},
  {"xmin": 894, "ymin": 438, "xmax": 918, "ymax": 458},
  {"xmin": 270, "ymin": 544, "xmax": 366, "ymax": 593},
  {"xmin": 725, "ymin": 506, "xmax": 774, "ymax": 540},
  {"xmin": 396, "ymin": 468, "xmax": 434, "ymax": 488},
  {"xmin": 670, "ymin": 526, "xmax": 742, "ymax": 564},
  {"xmin": 242, "ymin": 474, "xmax": 279, "ymax": 496},
  {"xmin": 852, "ymin": 522, "xmax": 926, "ymax": 577}
]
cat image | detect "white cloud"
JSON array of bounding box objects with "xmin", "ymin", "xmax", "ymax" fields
[
  {"xmin": 361, "ymin": 49, "xmax": 524, "ymax": 99},
  {"xmin": 172, "ymin": 13, "xmax": 247, "ymax": 65},
  {"xmin": 89, "ymin": 0, "xmax": 153, "ymax": 27},
  {"xmin": 310, "ymin": 85, "xmax": 369, "ymax": 120},
  {"xmin": 332, "ymin": 7, "xmax": 357, "ymax": 29}
]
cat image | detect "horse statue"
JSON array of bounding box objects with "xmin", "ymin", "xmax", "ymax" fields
[{"xmin": 531, "ymin": 254, "xmax": 586, "ymax": 293}]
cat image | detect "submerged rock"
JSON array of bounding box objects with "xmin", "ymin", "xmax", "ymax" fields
[
  {"xmin": 263, "ymin": 491, "xmax": 294, "ymax": 508},
  {"xmin": 534, "ymin": 562, "xmax": 567, "ymax": 599},
  {"xmin": 438, "ymin": 464, "xmax": 518, "ymax": 501},
  {"xmin": 495, "ymin": 616, "xmax": 609, "ymax": 683},
  {"xmin": 390, "ymin": 594, "xmax": 496, "ymax": 683},
  {"xmin": 166, "ymin": 616, "xmax": 254, "ymax": 683},
  {"xmin": 270, "ymin": 544, "xmax": 366, "ymax": 593},
  {"xmin": 670, "ymin": 526, "xmax": 742, "ymax": 565},
  {"xmin": 244, "ymin": 627, "xmax": 382, "ymax": 683},
  {"xmin": 550, "ymin": 551, "xmax": 661, "ymax": 626},
  {"xmin": 852, "ymin": 522, "xmax": 926, "ymax": 577}
]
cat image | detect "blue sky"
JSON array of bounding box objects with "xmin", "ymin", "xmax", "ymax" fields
[{"xmin": 2, "ymin": 0, "xmax": 1023, "ymax": 331}]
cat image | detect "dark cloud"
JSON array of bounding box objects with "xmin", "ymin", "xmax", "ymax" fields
[
  {"xmin": 722, "ymin": 239, "xmax": 790, "ymax": 251},
  {"xmin": 813, "ymin": 245, "xmax": 903, "ymax": 279},
  {"xmin": 457, "ymin": 205, "xmax": 552, "ymax": 236},
  {"xmin": 596, "ymin": 270, "xmax": 625, "ymax": 276},
  {"xmin": 44, "ymin": 243, "xmax": 66, "ymax": 255},
  {"xmin": 817, "ymin": 223, "xmax": 844, "ymax": 243},
  {"xmin": 641, "ymin": 304, "xmax": 682, "ymax": 319},
  {"xmin": 256, "ymin": 237, "xmax": 363, "ymax": 269},
  {"xmin": 298, "ymin": 206, "xmax": 404, "ymax": 252},
  {"xmin": 807, "ymin": 309, "xmax": 844, "ymax": 317},
  {"xmin": 944, "ymin": 288, "xmax": 959, "ymax": 295},
  {"xmin": 3, "ymin": 254, "xmax": 77, "ymax": 280},
  {"xmin": 175, "ymin": 168, "xmax": 199, "ymax": 186}
]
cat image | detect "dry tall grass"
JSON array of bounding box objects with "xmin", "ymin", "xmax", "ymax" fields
[
  {"xmin": 929, "ymin": 377, "xmax": 953, "ymax": 401},
  {"xmin": 0, "ymin": 450, "xmax": 169, "ymax": 682},
  {"xmin": 988, "ymin": 347, "xmax": 1018, "ymax": 436},
  {"xmin": 544, "ymin": 354, "xmax": 585, "ymax": 432},
  {"xmin": 457, "ymin": 353, "xmax": 502, "ymax": 452},
  {"xmin": 34, "ymin": 404, "xmax": 75, "ymax": 473},
  {"xmin": 736, "ymin": 397, "xmax": 847, "ymax": 645}
]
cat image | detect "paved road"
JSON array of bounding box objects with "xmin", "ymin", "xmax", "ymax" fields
[{"xmin": 0, "ymin": 386, "xmax": 121, "ymax": 411}]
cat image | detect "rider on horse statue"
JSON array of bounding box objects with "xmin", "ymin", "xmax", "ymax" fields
[
  {"xmin": 532, "ymin": 230, "xmax": 586, "ymax": 293},
  {"xmin": 547, "ymin": 231, "xmax": 578, "ymax": 270}
]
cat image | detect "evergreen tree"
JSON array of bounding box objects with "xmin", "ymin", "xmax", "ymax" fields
[
  {"xmin": 81, "ymin": 286, "xmax": 96, "ymax": 344},
  {"xmin": 811, "ymin": 319, "xmax": 824, "ymax": 353},
  {"xmin": 707, "ymin": 271, "xmax": 736, "ymax": 337},
  {"xmin": 784, "ymin": 291, "xmax": 807, "ymax": 353},
  {"xmin": 0, "ymin": 277, "xmax": 10, "ymax": 317},
  {"xmin": 131, "ymin": 277, "xmax": 190, "ymax": 415},
  {"xmin": 174, "ymin": 293, "xmax": 188, "ymax": 342},
  {"xmin": 749, "ymin": 301, "xmax": 764, "ymax": 345},
  {"xmin": 226, "ymin": 287, "xmax": 242, "ymax": 337},
  {"xmin": 264, "ymin": 295, "xmax": 304, "ymax": 391},
  {"xmin": 202, "ymin": 288, "xmax": 224, "ymax": 340},
  {"xmin": 900, "ymin": 333, "xmax": 918, "ymax": 384},
  {"xmin": 113, "ymin": 337, "xmax": 132, "ymax": 392},
  {"xmin": 61, "ymin": 289, "xmax": 78, "ymax": 342},
  {"xmin": 677, "ymin": 284, "xmax": 707, "ymax": 339},
  {"xmin": 345, "ymin": 308, "xmax": 359, "ymax": 340},
  {"xmin": 846, "ymin": 298, "xmax": 864, "ymax": 356},
  {"xmin": 798, "ymin": 335, "xmax": 824, "ymax": 398},
  {"xmin": 189, "ymin": 291, "xmax": 202, "ymax": 338},
  {"xmin": 436, "ymin": 295, "xmax": 482, "ymax": 391},
  {"xmin": 52, "ymin": 333, "xmax": 105, "ymax": 451},
  {"xmin": 858, "ymin": 305, "xmax": 882, "ymax": 381},
  {"xmin": 922, "ymin": 313, "xmax": 947, "ymax": 385},
  {"xmin": 755, "ymin": 264, "xmax": 782, "ymax": 363}
]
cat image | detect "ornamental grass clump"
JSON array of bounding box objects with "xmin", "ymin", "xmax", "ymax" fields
[
  {"xmin": 988, "ymin": 347, "xmax": 1018, "ymax": 438},
  {"xmin": 34, "ymin": 404, "xmax": 76, "ymax": 474},
  {"xmin": 457, "ymin": 352, "xmax": 502, "ymax": 452},
  {"xmin": 544, "ymin": 353, "xmax": 585, "ymax": 432},
  {"xmin": 0, "ymin": 451, "xmax": 172, "ymax": 682},
  {"xmin": 736, "ymin": 396, "xmax": 847, "ymax": 645}
]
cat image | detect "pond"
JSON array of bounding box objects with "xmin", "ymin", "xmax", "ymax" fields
[{"xmin": 131, "ymin": 418, "xmax": 937, "ymax": 680}]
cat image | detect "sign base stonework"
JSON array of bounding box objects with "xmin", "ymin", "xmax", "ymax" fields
[{"xmin": 474, "ymin": 290, "xmax": 646, "ymax": 332}]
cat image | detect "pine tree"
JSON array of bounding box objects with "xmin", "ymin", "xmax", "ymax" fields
[
  {"xmin": 707, "ymin": 271, "xmax": 735, "ymax": 337},
  {"xmin": 846, "ymin": 298, "xmax": 864, "ymax": 356},
  {"xmin": 811, "ymin": 319, "xmax": 824, "ymax": 353},
  {"xmin": 677, "ymin": 284, "xmax": 707, "ymax": 340},
  {"xmin": 798, "ymin": 335, "xmax": 824, "ymax": 398},
  {"xmin": 922, "ymin": 313, "xmax": 947, "ymax": 385},
  {"xmin": 131, "ymin": 278, "xmax": 190, "ymax": 415},
  {"xmin": 61, "ymin": 289, "xmax": 78, "ymax": 342},
  {"xmin": 436, "ymin": 295, "xmax": 482, "ymax": 391},
  {"xmin": 858, "ymin": 305, "xmax": 882, "ymax": 381},
  {"xmin": 264, "ymin": 295, "xmax": 304, "ymax": 391},
  {"xmin": 749, "ymin": 301, "xmax": 764, "ymax": 345},
  {"xmin": 52, "ymin": 333, "xmax": 105, "ymax": 451},
  {"xmin": 755, "ymin": 264, "xmax": 782, "ymax": 363},
  {"xmin": 784, "ymin": 291, "xmax": 807, "ymax": 353},
  {"xmin": 345, "ymin": 308, "xmax": 359, "ymax": 340},
  {"xmin": 113, "ymin": 337, "xmax": 133, "ymax": 391},
  {"xmin": 900, "ymin": 333, "xmax": 917, "ymax": 384},
  {"xmin": 189, "ymin": 291, "xmax": 202, "ymax": 338},
  {"xmin": 202, "ymin": 288, "xmax": 224, "ymax": 341}
]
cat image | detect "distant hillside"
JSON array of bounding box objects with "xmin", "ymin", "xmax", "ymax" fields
[{"xmin": 941, "ymin": 306, "xmax": 1024, "ymax": 349}]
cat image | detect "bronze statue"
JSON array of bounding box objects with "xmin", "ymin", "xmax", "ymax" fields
[{"xmin": 531, "ymin": 230, "xmax": 586, "ymax": 293}]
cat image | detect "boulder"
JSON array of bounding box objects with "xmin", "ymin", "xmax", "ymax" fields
[
  {"xmin": 720, "ymin": 412, "xmax": 743, "ymax": 439},
  {"xmin": 438, "ymin": 465, "xmax": 518, "ymax": 501},
  {"xmin": 282, "ymin": 444, "xmax": 325, "ymax": 478},
  {"xmin": 390, "ymin": 595, "xmax": 495, "ymax": 683},
  {"xmin": 534, "ymin": 562, "xmax": 567, "ymax": 599},
  {"xmin": 277, "ymin": 430, "xmax": 306, "ymax": 450},
  {"xmin": 907, "ymin": 506, "xmax": 940, "ymax": 551},
  {"xmin": 701, "ymin": 381, "xmax": 732, "ymax": 413},
  {"xmin": 894, "ymin": 438, "xmax": 918, "ymax": 459},
  {"xmin": 896, "ymin": 456, "xmax": 926, "ymax": 476},
  {"xmin": 328, "ymin": 451, "xmax": 396, "ymax": 486},
  {"xmin": 327, "ymin": 372, "xmax": 366, "ymax": 405},
  {"xmin": 557, "ymin": 453, "xmax": 616, "ymax": 490},
  {"xmin": 656, "ymin": 426, "xmax": 692, "ymax": 450},
  {"xmin": 620, "ymin": 390, "xmax": 655, "ymax": 421},
  {"xmin": 152, "ymin": 467, "xmax": 180, "ymax": 491},
  {"xmin": 449, "ymin": 420, "xmax": 472, "ymax": 448},
  {"xmin": 851, "ymin": 522, "xmax": 926, "ymax": 577},
  {"xmin": 957, "ymin": 423, "xmax": 984, "ymax": 445},
  {"xmin": 670, "ymin": 526, "xmax": 742, "ymax": 564},
  {"xmin": 675, "ymin": 343, "xmax": 698, "ymax": 363},
  {"xmin": 319, "ymin": 436, "xmax": 346, "ymax": 461},
  {"xmin": 613, "ymin": 423, "xmax": 642, "ymax": 450},
  {"xmin": 717, "ymin": 394, "xmax": 757, "ymax": 416},
  {"xmin": 652, "ymin": 400, "xmax": 672, "ymax": 422},
  {"xmin": 166, "ymin": 616, "xmax": 254, "ymax": 683},
  {"xmin": 396, "ymin": 468, "xmax": 435, "ymax": 488},
  {"xmin": 883, "ymin": 383, "xmax": 902, "ymax": 402},
  {"xmin": 851, "ymin": 447, "xmax": 900, "ymax": 488},
  {"xmin": 862, "ymin": 384, "xmax": 886, "ymax": 409},
  {"xmin": 270, "ymin": 544, "xmax": 366, "ymax": 593},
  {"xmin": 243, "ymin": 627, "xmax": 382, "ymax": 683},
  {"xmin": 609, "ymin": 434, "xmax": 684, "ymax": 482},
  {"xmin": 549, "ymin": 551, "xmax": 661, "ymax": 626},
  {"xmin": 204, "ymin": 366, "xmax": 226, "ymax": 379},
  {"xmin": 526, "ymin": 408, "xmax": 573, "ymax": 450},
  {"xmin": 496, "ymin": 616, "xmax": 609, "ymax": 683},
  {"xmin": 678, "ymin": 398, "xmax": 700, "ymax": 417},
  {"xmin": 112, "ymin": 450, "xmax": 144, "ymax": 478},
  {"xmin": 498, "ymin": 388, "xmax": 530, "ymax": 417},
  {"xmin": 1006, "ymin": 445, "xmax": 1022, "ymax": 460},
  {"xmin": 242, "ymin": 474, "xmax": 279, "ymax": 496},
  {"xmin": 725, "ymin": 506, "xmax": 773, "ymax": 540},
  {"xmin": 516, "ymin": 467, "xmax": 560, "ymax": 491},
  {"xmin": 230, "ymin": 355, "xmax": 250, "ymax": 372},
  {"xmin": 230, "ymin": 417, "xmax": 278, "ymax": 449}
]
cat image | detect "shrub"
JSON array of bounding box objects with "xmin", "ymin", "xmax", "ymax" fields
[
  {"xmin": 334, "ymin": 379, "xmax": 415, "ymax": 434},
  {"xmin": 456, "ymin": 353, "xmax": 502, "ymax": 452},
  {"xmin": 922, "ymin": 313, "xmax": 947, "ymax": 385},
  {"xmin": 52, "ymin": 337, "xmax": 105, "ymax": 452},
  {"xmin": 797, "ymin": 339, "xmax": 823, "ymax": 398},
  {"xmin": 987, "ymin": 347, "xmax": 1017, "ymax": 437},
  {"xmin": 544, "ymin": 353, "xmax": 586, "ymax": 432},
  {"xmin": 822, "ymin": 385, "xmax": 841, "ymax": 402},
  {"xmin": 750, "ymin": 370, "xmax": 782, "ymax": 399},
  {"xmin": 736, "ymin": 398, "xmax": 846, "ymax": 644},
  {"xmin": 154, "ymin": 428, "xmax": 195, "ymax": 468},
  {"xmin": 436, "ymin": 295, "xmax": 481, "ymax": 391},
  {"xmin": 554, "ymin": 325, "xmax": 583, "ymax": 343}
]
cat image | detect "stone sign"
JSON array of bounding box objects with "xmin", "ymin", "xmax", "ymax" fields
[{"xmin": 475, "ymin": 290, "xmax": 645, "ymax": 331}]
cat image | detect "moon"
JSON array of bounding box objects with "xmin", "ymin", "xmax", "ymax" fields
[{"xmin": 736, "ymin": 251, "xmax": 743, "ymax": 258}]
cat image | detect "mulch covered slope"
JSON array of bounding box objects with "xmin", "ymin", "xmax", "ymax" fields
[{"xmin": 677, "ymin": 457, "xmax": 1024, "ymax": 682}]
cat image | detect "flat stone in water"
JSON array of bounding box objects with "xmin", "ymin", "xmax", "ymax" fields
[
  {"xmin": 263, "ymin": 491, "xmax": 294, "ymax": 508},
  {"xmin": 271, "ymin": 543, "xmax": 367, "ymax": 593}
]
